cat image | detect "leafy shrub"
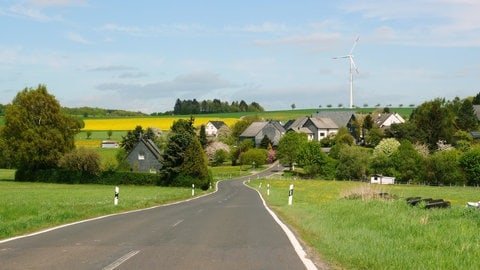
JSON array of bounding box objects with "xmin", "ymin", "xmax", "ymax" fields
[
  {"xmin": 58, "ymin": 148, "xmax": 101, "ymax": 176},
  {"xmin": 428, "ymin": 149, "xmax": 465, "ymax": 185},
  {"xmin": 212, "ymin": 149, "xmax": 228, "ymax": 166},
  {"xmin": 240, "ymin": 148, "xmax": 268, "ymax": 167},
  {"xmin": 460, "ymin": 147, "xmax": 480, "ymax": 186}
]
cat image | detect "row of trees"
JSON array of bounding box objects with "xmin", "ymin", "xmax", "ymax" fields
[
  {"xmin": 168, "ymin": 98, "xmax": 264, "ymax": 115},
  {"xmin": 63, "ymin": 107, "xmax": 146, "ymax": 118}
]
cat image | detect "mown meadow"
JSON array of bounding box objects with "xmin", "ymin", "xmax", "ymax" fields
[
  {"xmin": 250, "ymin": 179, "xmax": 480, "ymax": 269},
  {"xmin": 0, "ymin": 180, "xmax": 210, "ymax": 240}
]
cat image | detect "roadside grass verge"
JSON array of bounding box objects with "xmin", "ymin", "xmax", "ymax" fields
[
  {"xmin": 0, "ymin": 181, "xmax": 209, "ymax": 240},
  {"xmin": 250, "ymin": 179, "xmax": 480, "ymax": 269},
  {"xmin": 209, "ymin": 165, "xmax": 260, "ymax": 181}
]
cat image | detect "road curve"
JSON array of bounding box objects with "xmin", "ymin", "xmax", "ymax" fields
[{"xmin": 0, "ymin": 169, "xmax": 311, "ymax": 270}]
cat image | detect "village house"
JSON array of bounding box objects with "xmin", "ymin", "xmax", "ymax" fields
[
  {"xmin": 285, "ymin": 116, "xmax": 338, "ymax": 141},
  {"xmin": 205, "ymin": 121, "xmax": 229, "ymax": 137},
  {"xmin": 315, "ymin": 111, "xmax": 357, "ymax": 136},
  {"xmin": 239, "ymin": 121, "xmax": 285, "ymax": 147},
  {"xmin": 126, "ymin": 138, "xmax": 163, "ymax": 173},
  {"xmin": 373, "ymin": 112, "xmax": 405, "ymax": 128}
]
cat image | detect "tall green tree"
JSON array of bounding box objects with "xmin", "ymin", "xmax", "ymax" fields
[
  {"xmin": 335, "ymin": 145, "xmax": 370, "ymax": 180},
  {"xmin": 460, "ymin": 147, "xmax": 480, "ymax": 186},
  {"xmin": 391, "ymin": 140, "xmax": 426, "ymax": 183},
  {"xmin": 410, "ymin": 98, "xmax": 455, "ymax": 150},
  {"xmin": 297, "ymin": 141, "xmax": 330, "ymax": 177},
  {"xmin": 0, "ymin": 85, "xmax": 81, "ymax": 170},
  {"xmin": 177, "ymin": 136, "xmax": 211, "ymax": 190},
  {"xmin": 120, "ymin": 125, "xmax": 156, "ymax": 153},
  {"xmin": 473, "ymin": 92, "xmax": 480, "ymax": 105},
  {"xmin": 456, "ymin": 99, "xmax": 478, "ymax": 131},
  {"xmin": 199, "ymin": 124, "xmax": 207, "ymax": 148},
  {"xmin": 277, "ymin": 132, "xmax": 308, "ymax": 170}
]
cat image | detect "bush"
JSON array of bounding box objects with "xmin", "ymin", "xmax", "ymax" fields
[
  {"xmin": 460, "ymin": 147, "xmax": 480, "ymax": 186},
  {"xmin": 240, "ymin": 148, "xmax": 267, "ymax": 167},
  {"xmin": 335, "ymin": 146, "xmax": 370, "ymax": 181},
  {"xmin": 59, "ymin": 148, "xmax": 101, "ymax": 176},
  {"xmin": 212, "ymin": 149, "xmax": 228, "ymax": 166},
  {"xmin": 428, "ymin": 149, "xmax": 465, "ymax": 186}
]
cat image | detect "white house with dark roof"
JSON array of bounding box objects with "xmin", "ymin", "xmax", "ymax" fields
[
  {"xmin": 315, "ymin": 111, "xmax": 357, "ymax": 135},
  {"xmin": 373, "ymin": 113, "xmax": 405, "ymax": 128},
  {"xmin": 205, "ymin": 121, "xmax": 229, "ymax": 137},
  {"xmin": 239, "ymin": 121, "xmax": 285, "ymax": 147},
  {"xmin": 287, "ymin": 116, "xmax": 338, "ymax": 141}
]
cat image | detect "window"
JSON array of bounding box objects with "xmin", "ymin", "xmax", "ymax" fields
[
  {"xmin": 320, "ymin": 132, "xmax": 325, "ymax": 137},
  {"xmin": 138, "ymin": 152, "xmax": 145, "ymax": 160}
]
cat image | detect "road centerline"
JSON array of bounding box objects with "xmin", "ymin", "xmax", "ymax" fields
[
  {"xmin": 103, "ymin": 250, "xmax": 140, "ymax": 270},
  {"xmin": 172, "ymin": 219, "xmax": 184, "ymax": 227}
]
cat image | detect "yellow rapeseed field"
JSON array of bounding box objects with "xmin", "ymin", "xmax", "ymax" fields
[{"xmin": 83, "ymin": 117, "xmax": 238, "ymax": 131}]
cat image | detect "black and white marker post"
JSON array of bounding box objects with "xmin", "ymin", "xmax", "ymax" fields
[
  {"xmin": 267, "ymin": 184, "xmax": 270, "ymax": 196},
  {"xmin": 288, "ymin": 184, "xmax": 294, "ymax": 205},
  {"xmin": 114, "ymin": 186, "xmax": 119, "ymax": 206},
  {"xmin": 192, "ymin": 184, "xmax": 195, "ymax": 196}
]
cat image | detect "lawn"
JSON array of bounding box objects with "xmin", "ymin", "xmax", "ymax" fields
[
  {"xmin": 0, "ymin": 116, "xmax": 4, "ymax": 126},
  {"xmin": 0, "ymin": 181, "xmax": 210, "ymax": 240},
  {"xmin": 249, "ymin": 179, "xmax": 480, "ymax": 269},
  {"xmin": 209, "ymin": 165, "xmax": 256, "ymax": 180}
]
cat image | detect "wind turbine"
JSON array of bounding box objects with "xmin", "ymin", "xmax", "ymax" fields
[{"xmin": 333, "ymin": 36, "xmax": 359, "ymax": 109}]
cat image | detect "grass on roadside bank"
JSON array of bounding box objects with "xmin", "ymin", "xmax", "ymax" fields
[
  {"xmin": 249, "ymin": 179, "xmax": 480, "ymax": 270},
  {"xmin": 0, "ymin": 169, "xmax": 15, "ymax": 181},
  {"xmin": 209, "ymin": 165, "xmax": 259, "ymax": 180},
  {"xmin": 0, "ymin": 181, "xmax": 211, "ymax": 240}
]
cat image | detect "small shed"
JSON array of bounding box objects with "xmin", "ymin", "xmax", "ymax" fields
[
  {"xmin": 101, "ymin": 140, "xmax": 119, "ymax": 148},
  {"xmin": 371, "ymin": 174, "xmax": 395, "ymax": 185}
]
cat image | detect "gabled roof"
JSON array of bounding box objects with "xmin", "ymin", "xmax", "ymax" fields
[
  {"xmin": 315, "ymin": 111, "xmax": 355, "ymax": 127},
  {"xmin": 288, "ymin": 116, "xmax": 338, "ymax": 131},
  {"xmin": 373, "ymin": 113, "xmax": 405, "ymax": 126},
  {"xmin": 283, "ymin": 119, "xmax": 295, "ymax": 130},
  {"xmin": 208, "ymin": 121, "xmax": 227, "ymax": 129},
  {"xmin": 240, "ymin": 121, "xmax": 285, "ymax": 138},
  {"xmin": 141, "ymin": 138, "xmax": 162, "ymax": 160},
  {"xmin": 309, "ymin": 117, "xmax": 338, "ymax": 129}
]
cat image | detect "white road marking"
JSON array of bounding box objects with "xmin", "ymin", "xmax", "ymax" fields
[
  {"xmin": 197, "ymin": 209, "xmax": 204, "ymax": 214},
  {"xmin": 172, "ymin": 219, "xmax": 184, "ymax": 227},
  {"xmin": 103, "ymin": 250, "xmax": 140, "ymax": 270},
  {"xmin": 244, "ymin": 181, "xmax": 318, "ymax": 270}
]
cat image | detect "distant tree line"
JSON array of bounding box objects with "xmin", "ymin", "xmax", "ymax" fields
[
  {"xmin": 62, "ymin": 106, "xmax": 146, "ymax": 118},
  {"xmin": 151, "ymin": 98, "xmax": 265, "ymax": 115}
]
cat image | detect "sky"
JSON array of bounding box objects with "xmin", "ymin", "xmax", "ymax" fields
[{"xmin": 1, "ymin": 0, "xmax": 480, "ymax": 113}]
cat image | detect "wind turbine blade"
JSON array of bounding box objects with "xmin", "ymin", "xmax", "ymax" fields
[
  {"xmin": 351, "ymin": 59, "xmax": 359, "ymax": 74},
  {"xmin": 349, "ymin": 35, "xmax": 360, "ymax": 54}
]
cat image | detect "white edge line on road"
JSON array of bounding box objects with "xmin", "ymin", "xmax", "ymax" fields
[
  {"xmin": 0, "ymin": 180, "xmax": 222, "ymax": 244},
  {"xmin": 102, "ymin": 250, "xmax": 140, "ymax": 270},
  {"xmin": 244, "ymin": 180, "xmax": 318, "ymax": 270}
]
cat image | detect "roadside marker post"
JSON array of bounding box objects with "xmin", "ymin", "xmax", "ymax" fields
[
  {"xmin": 288, "ymin": 184, "xmax": 294, "ymax": 205},
  {"xmin": 114, "ymin": 186, "xmax": 119, "ymax": 206},
  {"xmin": 259, "ymin": 182, "xmax": 262, "ymax": 189},
  {"xmin": 192, "ymin": 184, "xmax": 195, "ymax": 196},
  {"xmin": 267, "ymin": 184, "xmax": 270, "ymax": 196}
]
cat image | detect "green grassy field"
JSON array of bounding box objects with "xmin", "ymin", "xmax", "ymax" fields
[
  {"xmin": 76, "ymin": 130, "xmax": 127, "ymax": 141},
  {"xmin": 209, "ymin": 165, "xmax": 257, "ymax": 180},
  {"xmin": 0, "ymin": 181, "xmax": 210, "ymax": 240},
  {"xmin": 0, "ymin": 116, "xmax": 4, "ymax": 126},
  {"xmin": 250, "ymin": 179, "xmax": 480, "ymax": 269}
]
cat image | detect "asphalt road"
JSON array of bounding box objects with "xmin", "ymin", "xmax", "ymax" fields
[{"xmin": 0, "ymin": 167, "xmax": 312, "ymax": 270}]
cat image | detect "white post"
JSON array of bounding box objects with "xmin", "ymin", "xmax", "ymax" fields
[
  {"xmin": 259, "ymin": 182, "xmax": 262, "ymax": 188},
  {"xmin": 288, "ymin": 184, "xmax": 294, "ymax": 205},
  {"xmin": 114, "ymin": 186, "xmax": 119, "ymax": 206},
  {"xmin": 267, "ymin": 184, "xmax": 270, "ymax": 196},
  {"xmin": 209, "ymin": 182, "xmax": 212, "ymax": 190},
  {"xmin": 192, "ymin": 184, "xmax": 195, "ymax": 196}
]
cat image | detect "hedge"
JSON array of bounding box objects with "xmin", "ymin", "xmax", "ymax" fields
[{"xmin": 15, "ymin": 169, "xmax": 162, "ymax": 186}]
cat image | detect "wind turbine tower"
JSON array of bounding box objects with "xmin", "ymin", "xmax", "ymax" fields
[{"xmin": 333, "ymin": 36, "xmax": 359, "ymax": 109}]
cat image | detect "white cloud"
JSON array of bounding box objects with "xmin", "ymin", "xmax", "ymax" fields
[
  {"xmin": 87, "ymin": 65, "xmax": 136, "ymax": 72},
  {"xmin": 6, "ymin": 3, "xmax": 61, "ymax": 22},
  {"xmin": 66, "ymin": 32, "xmax": 91, "ymax": 45},
  {"xmin": 29, "ymin": 0, "xmax": 86, "ymax": 7},
  {"xmin": 254, "ymin": 32, "xmax": 342, "ymax": 49},
  {"xmin": 343, "ymin": 0, "xmax": 480, "ymax": 46},
  {"xmin": 96, "ymin": 71, "xmax": 237, "ymax": 99},
  {"xmin": 99, "ymin": 23, "xmax": 209, "ymax": 37}
]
